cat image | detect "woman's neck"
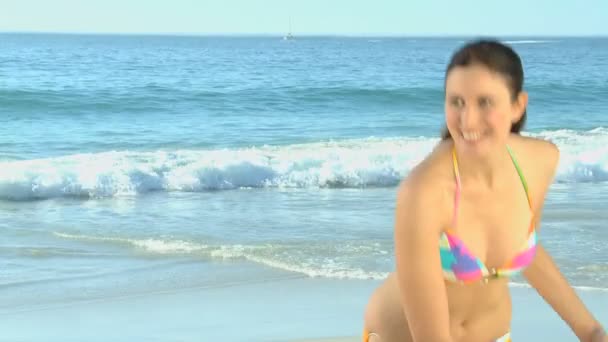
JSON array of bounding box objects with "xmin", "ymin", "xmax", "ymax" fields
[{"xmin": 454, "ymin": 143, "xmax": 513, "ymax": 190}]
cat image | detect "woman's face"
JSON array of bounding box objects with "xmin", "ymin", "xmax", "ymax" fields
[{"xmin": 444, "ymin": 64, "xmax": 526, "ymax": 157}]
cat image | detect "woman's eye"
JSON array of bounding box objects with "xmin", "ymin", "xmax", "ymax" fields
[
  {"xmin": 451, "ymin": 98, "xmax": 464, "ymax": 108},
  {"xmin": 480, "ymin": 98, "xmax": 493, "ymax": 108}
]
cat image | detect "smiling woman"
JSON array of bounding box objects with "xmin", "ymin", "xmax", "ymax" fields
[
  {"xmin": 442, "ymin": 40, "xmax": 527, "ymax": 158},
  {"xmin": 361, "ymin": 39, "xmax": 607, "ymax": 342},
  {"xmin": 0, "ymin": 31, "xmax": 606, "ymax": 342}
]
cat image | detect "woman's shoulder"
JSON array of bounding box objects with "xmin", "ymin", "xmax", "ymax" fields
[
  {"xmin": 508, "ymin": 134, "xmax": 560, "ymax": 208},
  {"xmin": 508, "ymin": 134, "xmax": 560, "ymax": 177},
  {"xmin": 402, "ymin": 139, "xmax": 453, "ymax": 187},
  {"xmin": 395, "ymin": 140, "xmax": 454, "ymax": 216}
]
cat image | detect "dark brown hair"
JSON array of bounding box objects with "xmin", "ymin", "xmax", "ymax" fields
[{"xmin": 441, "ymin": 39, "xmax": 526, "ymax": 140}]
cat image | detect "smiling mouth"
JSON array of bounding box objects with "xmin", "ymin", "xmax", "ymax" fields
[{"xmin": 461, "ymin": 131, "xmax": 486, "ymax": 143}]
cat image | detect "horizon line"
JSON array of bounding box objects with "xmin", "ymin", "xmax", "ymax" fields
[{"xmin": 1, "ymin": 30, "xmax": 607, "ymax": 38}]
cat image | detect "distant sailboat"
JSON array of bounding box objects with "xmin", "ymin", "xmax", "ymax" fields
[{"xmin": 283, "ymin": 17, "xmax": 294, "ymax": 40}]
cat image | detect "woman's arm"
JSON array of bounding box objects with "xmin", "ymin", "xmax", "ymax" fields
[
  {"xmin": 394, "ymin": 173, "xmax": 453, "ymax": 342},
  {"xmin": 523, "ymin": 141, "xmax": 605, "ymax": 341},
  {"xmin": 524, "ymin": 245, "xmax": 604, "ymax": 341}
]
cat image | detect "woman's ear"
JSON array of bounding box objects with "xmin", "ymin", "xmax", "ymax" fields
[{"xmin": 512, "ymin": 91, "xmax": 528, "ymax": 123}]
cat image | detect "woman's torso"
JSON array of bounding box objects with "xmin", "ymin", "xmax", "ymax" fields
[{"xmin": 374, "ymin": 135, "xmax": 548, "ymax": 341}]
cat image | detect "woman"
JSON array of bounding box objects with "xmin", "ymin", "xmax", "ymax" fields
[{"xmin": 362, "ymin": 40, "xmax": 606, "ymax": 342}]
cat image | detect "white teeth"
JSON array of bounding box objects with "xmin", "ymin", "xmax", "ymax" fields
[{"xmin": 463, "ymin": 131, "xmax": 482, "ymax": 141}]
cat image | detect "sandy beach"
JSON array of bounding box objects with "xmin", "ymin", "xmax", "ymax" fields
[
  {"xmin": 2, "ymin": 34, "xmax": 607, "ymax": 342},
  {"xmin": 1, "ymin": 273, "xmax": 606, "ymax": 342}
]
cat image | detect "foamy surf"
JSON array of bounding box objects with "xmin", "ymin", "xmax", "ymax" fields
[
  {"xmin": 53, "ymin": 232, "xmax": 391, "ymax": 280},
  {"xmin": 52, "ymin": 232, "xmax": 608, "ymax": 290},
  {"xmin": 1, "ymin": 128, "xmax": 606, "ymax": 201},
  {"xmin": 503, "ymin": 40, "xmax": 556, "ymax": 44},
  {"xmin": 508, "ymin": 281, "xmax": 608, "ymax": 293}
]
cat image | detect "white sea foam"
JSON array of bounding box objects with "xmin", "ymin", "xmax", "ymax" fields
[
  {"xmin": 53, "ymin": 232, "xmax": 608, "ymax": 290},
  {"xmin": 1, "ymin": 128, "xmax": 606, "ymax": 200}
]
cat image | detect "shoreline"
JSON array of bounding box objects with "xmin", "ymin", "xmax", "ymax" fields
[{"xmin": 1, "ymin": 274, "xmax": 606, "ymax": 342}]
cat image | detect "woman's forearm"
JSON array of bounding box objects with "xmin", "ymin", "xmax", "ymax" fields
[{"xmin": 523, "ymin": 244, "xmax": 602, "ymax": 340}]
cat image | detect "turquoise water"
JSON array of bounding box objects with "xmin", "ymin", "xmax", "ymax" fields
[
  {"xmin": 1, "ymin": 35, "xmax": 607, "ymax": 315},
  {"xmin": 1, "ymin": 35, "xmax": 606, "ymax": 160}
]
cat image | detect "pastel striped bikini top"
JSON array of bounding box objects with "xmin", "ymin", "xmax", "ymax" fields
[{"xmin": 440, "ymin": 145, "xmax": 537, "ymax": 284}]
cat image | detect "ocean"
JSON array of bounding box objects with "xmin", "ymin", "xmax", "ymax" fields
[{"xmin": 0, "ymin": 34, "xmax": 607, "ymax": 340}]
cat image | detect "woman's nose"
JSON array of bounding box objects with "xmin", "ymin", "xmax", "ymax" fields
[{"xmin": 460, "ymin": 107, "xmax": 481, "ymax": 129}]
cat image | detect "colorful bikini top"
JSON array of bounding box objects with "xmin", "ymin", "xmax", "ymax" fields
[{"xmin": 440, "ymin": 145, "xmax": 537, "ymax": 284}]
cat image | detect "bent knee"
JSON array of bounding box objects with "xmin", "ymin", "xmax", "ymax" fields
[
  {"xmin": 362, "ymin": 280, "xmax": 410, "ymax": 341},
  {"xmin": 363, "ymin": 288, "xmax": 382, "ymax": 331},
  {"xmin": 363, "ymin": 288, "xmax": 392, "ymax": 341}
]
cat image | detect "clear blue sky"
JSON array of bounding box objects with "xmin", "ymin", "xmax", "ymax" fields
[{"xmin": 1, "ymin": 0, "xmax": 606, "ymax": 36}]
